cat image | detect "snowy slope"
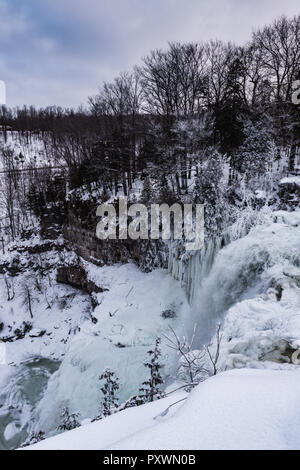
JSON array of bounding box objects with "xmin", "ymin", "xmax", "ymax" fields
[
  {"xmin": 0, "ymin": 131, "xmax": 54, "ymax": 168},
  {"xmin": 33, "ymin": 263, "xmax": 190, "ymax": 436},
  {"xmin": 280, "ymin": 176, "xmax": 300, "ymax": 186},
  {"xmin": 0, "ymin": 243, "xmax": 91, "ymax": 364},
  {"xmin": 0, "ymin": 256, "xmax": 190, "ymax": 448},
  {"xmin": 27, "ymin": 369, "xmax": 300, "ymax": 450}
]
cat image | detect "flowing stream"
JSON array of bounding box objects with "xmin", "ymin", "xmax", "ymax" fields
[{"xmin": 0, "ymin": 359, "xmax": 60, "ymax": 450}]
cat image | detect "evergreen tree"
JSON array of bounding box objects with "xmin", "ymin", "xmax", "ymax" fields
[
  {"xmin": 99, "ymin": 368, "xmax": 120, "ymax": 418},
  {"xmin": 57, "ymin": 407, "xmax": 81, "ymax": 431},
  {"xmin": 23, "ymin": 431, "xmax": 45, "ymax": 447},
  {"xmin": 215, "ymin": 56, "xmax": 245, "ymax": 153},
  {"xmin": 119, "ymin": 393, "xmax": 146, "ymax": 411},
  {"xmin": 138, "ymin": 135, "xmax": 160, "ymax": 171},
  {"xmin": 235, "ymin": 118, "xmax": 275, "ymax": 177},
  {"xmin": 193, "ymin": 150, "xmax": 229, "ymax": 236},
  {"xmin": 156, "ymin": 174, "xmax": 177, "ymax": 205},
  {"xmin": 139, "ymin": 338, "xmax": 165, "ymax": 403}
]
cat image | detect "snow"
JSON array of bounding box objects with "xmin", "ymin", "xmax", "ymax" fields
[
  {"xmin": 216, "ymin": 290, "xmax": 300, "ymax": 371},
  {"xmin": 26, "ymin": 369, "xmax": 300, "ymax": 450},
  {"xmin": 24, "ymin": 390, "xmax": 186, "ymax": 451},
  {"xmin": 33, "ymin": 263, "xmax": 190, "ymax": 436},
  {"xmin": 4, "ymin": 422, "xmax": 19, "ymax": 441},
  {"xmin": 0, "ymin": 132, "xmax": 47, "ymax": 168},
  {"xmin": 280, "ymin": 176, "xmax": 300, "ymax": 186},
  {"xmin": 0, "ymin": 245, "xmax": 91, "ymax": 365}
]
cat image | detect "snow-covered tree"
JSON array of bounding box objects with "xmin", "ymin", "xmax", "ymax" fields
[
  {"xmin": 99, "ymin": 368, "xmax": 120, "ymax": 418},
  {"xmin": 193, "ymin": 149, "xmax": 229, "ymax": 236},
  {"xmin": 164, "ymin": 325, "xmax": 223, "ymax": 389},
  {"xmin": 23, "ymin": 431, "xmax": 45, "ymax": 447},
  {"xmin": 235, "ymin": 118, "xmax": 275, "ymax": 178},
  {"xmin": 21, "ymin": 282, "xmax": 33, "ymax": 319},
  {"xmin": 57, "ymin": 407, "xmax": 80, "ymax": 431},
  {"xmin": 139, "ymin": 338, "xmax": 165, "ymax": 403}
]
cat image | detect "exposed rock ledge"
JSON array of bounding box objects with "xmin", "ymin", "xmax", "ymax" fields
[{"xmin": 56, "ymin": 264, "xmax": 107, "ymax": 295}]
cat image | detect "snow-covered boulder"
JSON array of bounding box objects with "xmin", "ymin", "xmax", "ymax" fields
[{"xmin": 279, "ymin": 176, "xmax": 300, "ymax": 210}]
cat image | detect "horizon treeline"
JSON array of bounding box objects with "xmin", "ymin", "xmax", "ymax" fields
[{"xmin": 0, "ymin": 14, "xmax": 300, "ymax": 241}]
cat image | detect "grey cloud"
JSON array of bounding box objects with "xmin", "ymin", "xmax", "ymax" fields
[{"xmin": 0, "ymin": 0, "xmax": 299, "ymax": 107}]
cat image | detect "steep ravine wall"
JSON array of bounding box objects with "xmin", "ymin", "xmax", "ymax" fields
[{"xmin": 63, "ymin": 224, "xmax": 168, "ymax": 272}]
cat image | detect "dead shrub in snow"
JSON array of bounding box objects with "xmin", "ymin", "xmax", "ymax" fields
[{"xmin": 164, "ymin": 324, "xmax": 223, "ymax": 390}]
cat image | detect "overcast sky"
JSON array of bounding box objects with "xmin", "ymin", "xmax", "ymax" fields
[{"xmin": 0, "ymin": 0, "xmax": 299, "ymax": 108}]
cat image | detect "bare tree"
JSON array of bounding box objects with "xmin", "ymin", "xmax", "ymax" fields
[
  {"xmin": 21, "ymin": 283, "xmax": 33, "ymax": 319},
  {"xmin": 140, "ymin": 42, "xmax": 208, "ymax": 120},
  {"xmin": 3, "ymin": 275, "xmax": 15, "ymax": 301},
  {"xmin": 253, "ymin": 15, "xmax": 300, "ymax": 102},
  {"xmin": 164, "ymin": 324, "xmax": 223, "ymax": 389},
  {"xmin": 205, "ymin": 324, "xmax": 223, "ymax": 377}
]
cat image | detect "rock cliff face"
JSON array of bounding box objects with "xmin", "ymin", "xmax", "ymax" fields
[
  {"xmin": 63, "ymin": 224, "xmax": 168, "ymax": 272},
  {"xmin": 52, "ymin": 196, "xmax": 169, "ymax": 272},
  {"xmin": 35, "ymin": 195, "xmax": 169, "ymax": 272},
  {"xmin": 56, "ymin": 264, "xmax": 106, "ymax": 295}
]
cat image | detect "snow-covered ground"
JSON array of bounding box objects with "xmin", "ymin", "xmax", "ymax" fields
[
  {"xmin": 27, "ymin": 369, "xmax": 300, "ymax": 451},
  {"xmin": 32, "ymin": 262, "xmax": 190, "ymax": 436},
  {"xmin": 0, "ymin": 131, "xmax": 51, "ymax": 168},
  {"xmin": 0, "ymin": 239, "xmax": 91, "ymax": 364},
  {"xmin": 280, "ymin": 176, "xmax": 300, "ymax": 186},
  {"xmin": 0, "ymin": 239, "xmax": 94, "ymax": 449}
]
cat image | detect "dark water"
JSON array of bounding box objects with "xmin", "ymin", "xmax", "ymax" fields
[{"xmin": 0, "ymin": 358, "xmax": 60, "ymax": 450}]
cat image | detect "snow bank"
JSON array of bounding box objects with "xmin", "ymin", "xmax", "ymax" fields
[
  {"xmin": 27, "ymin": 369, "xmax": 300, "ymax": 450},
  {"xmin": 280, "ymin": 176, "xmax": 300, "ymax": 186},
  {"xmin": 217, "ymin": 292, "xmax": 300, "ymax": 370}
]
